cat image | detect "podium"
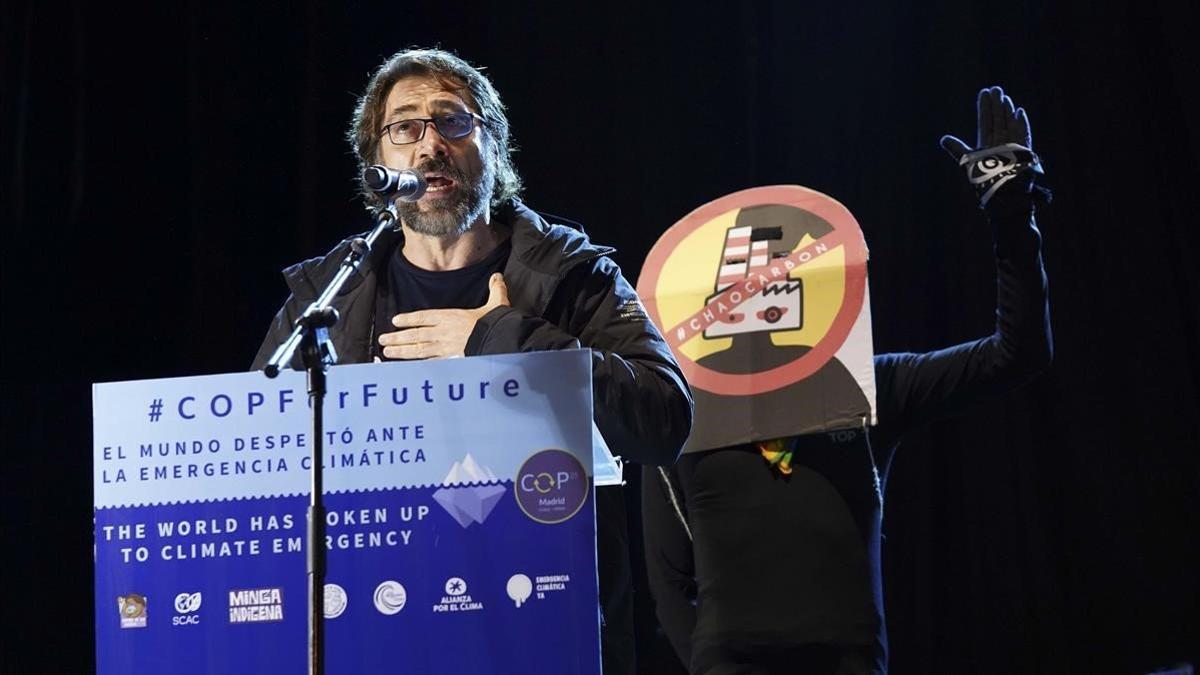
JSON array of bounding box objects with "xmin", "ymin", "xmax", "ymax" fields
[{"xmin": 93, "ymin": 351, "xmax": 604, "ymax": 674}]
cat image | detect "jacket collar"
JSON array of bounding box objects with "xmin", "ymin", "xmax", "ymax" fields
[
  {"xmin": 281, "ymin": 199, "xmax": 614, "ymax": 317},
  {"xmin": 497, "ymin": 200, "xmax": 613, "ymax": 313}
]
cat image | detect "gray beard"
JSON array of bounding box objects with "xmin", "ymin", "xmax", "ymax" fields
[{"xmin": 397, "ymin": 163, "xmax": 495, "ymax": 238}]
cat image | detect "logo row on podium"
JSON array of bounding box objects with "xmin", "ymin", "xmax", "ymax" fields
[{"xmin": 115, "ymin": 572, "xmax": 577, "ymax": 630}]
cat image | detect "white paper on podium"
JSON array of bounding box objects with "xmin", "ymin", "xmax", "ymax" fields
[{"xmin": 592, "ymin": 424, "xmax": 623, "ymax": 486}]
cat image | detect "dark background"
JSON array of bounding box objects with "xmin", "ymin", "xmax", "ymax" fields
[{"xmin": 3, "ymin": 1, "xmax": 1198, "ymax": 673}]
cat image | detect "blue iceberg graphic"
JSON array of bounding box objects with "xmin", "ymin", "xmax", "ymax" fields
[{"xmin": 432, "ymin": 454, "xmax": 506, "ymax": 528}]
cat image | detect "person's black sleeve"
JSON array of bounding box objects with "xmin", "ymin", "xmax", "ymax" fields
[
  {"xmin": 249, "ymin": 258, "xmax": 326, "ymax": 371},
  {"xmin": 250, "ymin": 235, "xmax": 377, "ymax": 372},
  {"xmin": 874, "ymin": 201, "xmax": 1053, "ymax": 443},
  {"xmin": 250, "ymin": 295, "xmax": 305, "ymax": 371},
  {"xmin": 640, "ymin": 464, "xmax": 697, "ymax": 668},
  {"xmin": 466, "ymin": 256, "xmax": 694, "ymax": 466}
]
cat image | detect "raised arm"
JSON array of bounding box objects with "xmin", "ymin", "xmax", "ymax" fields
[{"xmin": 876, "ymin": 86, "xmax": 1053, "ymax": 439}]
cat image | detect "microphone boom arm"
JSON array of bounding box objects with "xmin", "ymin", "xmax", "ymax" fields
[{"xmin": 262, "ymin": 203, "xmax": 399, "ymax": 377}]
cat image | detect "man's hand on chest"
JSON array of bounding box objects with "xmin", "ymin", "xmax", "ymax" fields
[{"xmin": 378, "ymin": 272, "xmax": 510, "ymax": 359}]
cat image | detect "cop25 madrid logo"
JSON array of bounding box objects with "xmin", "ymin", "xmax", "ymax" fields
[{"xmin": 514, "ymin": 449, "xmax": 588, "ymax": 524}]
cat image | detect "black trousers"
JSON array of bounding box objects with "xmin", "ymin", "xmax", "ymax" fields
[{"xmin": 596, "ymin": 487, "xmax": 635, "ymax": 675}]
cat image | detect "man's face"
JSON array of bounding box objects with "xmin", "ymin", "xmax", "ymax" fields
[{"xmin": 378, "ymin": 75, "xmax": 495, "ymax": 236}]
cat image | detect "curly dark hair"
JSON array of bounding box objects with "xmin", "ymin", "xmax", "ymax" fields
[{"xmin": 347, "ymin": 48, "xmax": 522, "ymax": 210}]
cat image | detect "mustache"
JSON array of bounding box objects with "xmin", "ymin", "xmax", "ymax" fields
[{"xmin": 414, "ymin": 157, "xmax": 467, "ymax": 184}]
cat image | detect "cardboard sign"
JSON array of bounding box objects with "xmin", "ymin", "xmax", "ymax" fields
[{"xmin": 638, "ymin": 186, "xmax": 876, "ymax": 453}]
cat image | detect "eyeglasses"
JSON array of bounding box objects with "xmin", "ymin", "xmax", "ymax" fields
[{"xmin": 380, "ymin": 112, "xmax": 483, "ymax": 145}]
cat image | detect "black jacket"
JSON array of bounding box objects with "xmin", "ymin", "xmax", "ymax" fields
[
  {"xmin": 253, "ymin": 200, "xmax": 694, "ymax": 675},
  {"xmin": 642, "ymin": 203, "xmax": 1052, "ymax": 675}
]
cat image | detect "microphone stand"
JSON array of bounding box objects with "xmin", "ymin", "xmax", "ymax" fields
[{"xmin": 262, "ymin": 201, "xmax": 400, "ymax": 675}]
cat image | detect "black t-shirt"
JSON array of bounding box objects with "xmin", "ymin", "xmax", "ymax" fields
[
  {"xmin": 372, "ymin": 240, "xmax": 512, "ymax": 360},
  {"xmin": 678, "ymin": 416, "xmax": 886, "ymax": 673}
]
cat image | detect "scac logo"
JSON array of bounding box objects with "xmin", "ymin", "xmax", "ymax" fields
[
  {"xmin": 172, "ymin": 591, "xmax": 202, "ymax": 626},
  {"xmin": 519, "ymin": 470, "xmax": 578, "ymax": 494}
]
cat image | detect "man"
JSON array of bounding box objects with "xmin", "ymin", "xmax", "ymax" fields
[
  {"xmin": 252, "ymin": 48, "xmax": 694, "ymax": 675},
  {"xmin": 641, "ymin": 87, "xmax": 1053, "ymax": 674}
]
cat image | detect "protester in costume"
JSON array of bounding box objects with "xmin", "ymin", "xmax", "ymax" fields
[{"xmin": 642, "ymin": 86, "xmax": 1052, "ymax": 675}]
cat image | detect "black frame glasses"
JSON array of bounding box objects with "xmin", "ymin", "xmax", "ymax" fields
[{"xmin": 380, "ymin": 112, "xmax": 483, "ymax": 145}]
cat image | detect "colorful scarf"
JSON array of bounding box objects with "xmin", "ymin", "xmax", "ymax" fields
[{"xmin": 756, "ymin": 437, "xmax": 797, "ymax": 475}]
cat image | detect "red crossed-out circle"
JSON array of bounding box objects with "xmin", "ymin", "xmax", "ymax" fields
[{"xmin": 638, "ymin": 185, "xmax": 868, "ymax": 396}]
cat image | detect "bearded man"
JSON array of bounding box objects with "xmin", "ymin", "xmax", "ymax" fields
[{"xmin": 252, "ymin": 48, "xmax": 693, "ymax": 675}]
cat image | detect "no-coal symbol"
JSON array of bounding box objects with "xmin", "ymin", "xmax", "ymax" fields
[{"xmin": 638, "ymin": 185, "xmax": 876, "ymax": 453}]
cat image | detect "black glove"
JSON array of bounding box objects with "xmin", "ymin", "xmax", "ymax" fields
[{"xmin": 940, "ymin": 86, "xmax": 1048, "ymax": 208}]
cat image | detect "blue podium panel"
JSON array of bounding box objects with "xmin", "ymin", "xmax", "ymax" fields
[{"xmin": 93, "ymin": 351, "xmax": 600, "ymax": 675}]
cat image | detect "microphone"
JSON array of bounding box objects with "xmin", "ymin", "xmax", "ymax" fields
[{"xmin": 363, "ymin": 166, "xmax": 427, "ymax": 202}]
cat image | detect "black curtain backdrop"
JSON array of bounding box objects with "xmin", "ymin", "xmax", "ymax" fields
[{"xmin": 3, "ymin": 2, "xmax": 1197, "ymax": 673}]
